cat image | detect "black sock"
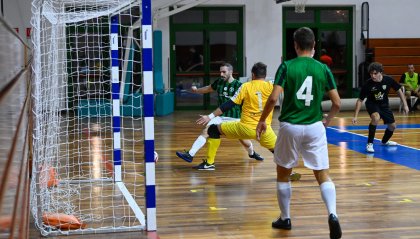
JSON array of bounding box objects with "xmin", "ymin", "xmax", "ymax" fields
[
  {"xmin": 408, "ymin": 99, "xmax": 412, "ymax": 109},
  {"xmin": 382, "ymin": 128, "xmax": 394, "ymax": 144},
  {"xmin": 368, "ymin": 124, "xmax": 377, "ymax": 144},
  {"xmin": 413, "ymin": 99, "xmax": 419, "ymax": 110}
]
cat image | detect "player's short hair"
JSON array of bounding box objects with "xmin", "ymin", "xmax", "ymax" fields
[
  {"xmin": 293, "ymin": 27, "xmax": 315, "ymax": 51},
  {"xmin": 220, "ymin": 62, "xmax": 233, "ymax": 72},
  {"xmin": 368, "ymin": 62, "xmax": 384, "ymax": 73},
  {"xmin": 251, "ymin": 62, "xmax": 267, "ymax": 78}
]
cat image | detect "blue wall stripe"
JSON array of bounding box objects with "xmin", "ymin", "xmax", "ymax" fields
[
  {"xmin": 145, "ymin": 185, "xmax": 156, "ymax": 208},
  {"xmin": 326, "ymin": 127, "xmax": 420, "ymax": 170},
  {"xmin": 144, "ymin": 140, "xmax": 155, "ymax": 163},
  {"xmin": 143, "ymin": 94, "xmax": 154, "ymax": 117}
]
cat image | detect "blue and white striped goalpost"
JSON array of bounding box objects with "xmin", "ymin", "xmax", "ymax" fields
[
  {"xmin": 141, "ymin": 0, "xmax": 157, "ymax": 231},
  {"xmin": 111, "ymin": 15, "xmax": 122, "ymax": 182},
  {"xmin": 110, "ymin": 0, "xmax": 156, "ymax": 231}
]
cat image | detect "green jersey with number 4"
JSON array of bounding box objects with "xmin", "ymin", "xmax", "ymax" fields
[{"xmin": 274, "ymin": 56, "xmax": 337, "ymax": 124}]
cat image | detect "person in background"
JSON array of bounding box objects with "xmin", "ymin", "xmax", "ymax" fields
[
  {"xmin": 399, "ymin": 64, "xmax": 420, "ymax": 111},
  {"xmin": 353, "ymin": 62, "xmax": 409, "ymax": 153},
  {"xmin": 320, "ymin": 49, "xmax": 333, "ymax": 67}
]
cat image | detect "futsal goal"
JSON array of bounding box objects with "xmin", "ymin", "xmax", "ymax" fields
[{"xmin": 30, "ymin": 0, "xmax": 155, "ymax": 236}]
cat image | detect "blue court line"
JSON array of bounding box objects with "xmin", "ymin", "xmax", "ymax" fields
[
  {"xmin": 331, "ymin": 124, "xmax": 420, "ymax": 131},
  {"xmin": 326, "ymin": 127, "xmax": 420, "ymax": 170}
]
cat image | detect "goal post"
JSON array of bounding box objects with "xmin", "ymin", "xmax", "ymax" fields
[
  {"xmin": 30, "ymin": 0, "xmax": 156, "ymax": 236},
  {"xmin": 141, "ymin": 0, "xmax": 157, "ymax": 231}
]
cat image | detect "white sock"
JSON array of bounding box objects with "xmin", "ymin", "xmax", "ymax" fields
[
  {"xmin": 188, "ymin": 135, "xmax": 207, "ymax": 157},
  {"xmin": 277, "ymin": 182, "xmax": 291, "ymax": 219},
  {"xmin": 320, "ymin": 181, "xmax": 337, "ymax": 216},
  {"xmin": 246, "ymin": 143, "xmax": 254, "ymax": 155}
]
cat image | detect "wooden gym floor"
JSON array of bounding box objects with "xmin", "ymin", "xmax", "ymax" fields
[{"xmin": 29, "ymin": 109, "xmax": 420, "ymax": 239}]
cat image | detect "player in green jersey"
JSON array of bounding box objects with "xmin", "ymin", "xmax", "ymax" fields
[
  {"xmin": 176, "ymin": 63, "xmax": 264, "ymax": 170},
  {"xmin": 257, "ymin": 27, "xmax": 342, "ymax": 239}
]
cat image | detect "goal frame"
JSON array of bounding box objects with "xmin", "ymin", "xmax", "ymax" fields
[{"xmin": 30, "ymin": 0, "xmax": 156, "ymax": 235}]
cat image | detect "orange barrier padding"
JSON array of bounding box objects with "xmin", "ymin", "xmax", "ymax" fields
[
  {"xmin": 40, "ymin": 166, "xmax": 59, "ymax": 188},
  {"xmin": 42, "ymin": 212, "xmax": 86, "ymax": 230},
  {"xmin": 0, "ymin": 216, "xmax": 12, "ymax": 232},
  {"xmin": 47, "ymin": 167, "xmax": 59, "ymax": 187}
]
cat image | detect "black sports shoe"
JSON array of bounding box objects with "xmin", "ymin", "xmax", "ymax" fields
[
  {"xmin": 192, "ymin": 160, "xmax": 215, "ymax": 170},
  {"xmin": 176, "ymin": 150, "xmax": 193, "ymax": 163},
  {"xmin": 249, "ymin": 152, "xmax": 264, "ymax": 161},
  {"xmin": 328, "ymin": 214, "xmax": 342, "ymax": 239},
  {"xmin": 272, "ymin": 217, "xmax": 291, "ymax": 230}
]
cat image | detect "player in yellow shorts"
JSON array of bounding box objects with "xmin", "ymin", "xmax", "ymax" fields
[
  {"xmin": 220, "ymin": 121, "xmax": 276, "ymax": 150},
  {"xmin": 196, "ymin": 62, "xmax": 277, "ymax": 169}
]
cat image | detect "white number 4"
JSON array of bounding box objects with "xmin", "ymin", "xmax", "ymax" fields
[{"xmin": 296, "ymin": 76, "xmax": 314, "ymax": 106}]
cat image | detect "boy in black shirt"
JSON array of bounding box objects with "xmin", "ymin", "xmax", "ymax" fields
[{"xmin": 352, "ymin": 62, "xmax": 409, "ymax": 153}]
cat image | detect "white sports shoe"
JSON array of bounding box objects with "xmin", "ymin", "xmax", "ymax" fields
[
  {"xmin": 366, "ymin": 143, "xmax": 375, "ymax": 153},
  {"xmin": 382, "ymin": 141, "xmax": 398, "ymax": 146}
]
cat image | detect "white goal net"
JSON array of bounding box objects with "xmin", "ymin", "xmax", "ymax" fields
[{"xmin": 30, "ymin": 0, "xmax": 155, "ymax": 236}]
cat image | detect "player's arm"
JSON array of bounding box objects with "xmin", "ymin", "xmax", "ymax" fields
[
  {"xmin": 391, "ymin": 78, "xmax": 409, "ymax": 114},
  {"xmin": 396, "ymin": 87, "xmax": 409, "ymax": 114},
  {"xmin": 323, "ymin": 89, "xmax": 341, "ymax": 127},
  {"xmin": 256, "ymin": 85, "xmax": 282, "ymax": 140},
  {"xmin": 352, "ymin": 99, "xmax": 363, "ymax": 125},
  {"xmin": 196, "ymin": 100, "xmax": 238, "ymax": 125},
  {"xmin": 191, "ymin": 84, "xmax": 214, "ymax": 94}
]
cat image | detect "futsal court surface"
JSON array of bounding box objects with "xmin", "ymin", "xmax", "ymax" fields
[{"xmin": 29, "ymin": 110, "xmax": 420, "ymax": 239}]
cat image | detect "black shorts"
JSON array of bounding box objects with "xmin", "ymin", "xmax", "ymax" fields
[{"xmin": 365, "ymin": 101, "xmax": 395, "ymax": 124}]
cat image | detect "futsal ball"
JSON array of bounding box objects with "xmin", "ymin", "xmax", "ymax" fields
[{"xmin": 154, "ymin": 151, "xmax": 159, "ymax": 163}]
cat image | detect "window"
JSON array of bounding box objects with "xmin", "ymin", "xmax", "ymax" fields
[
  {"xmin": 320, "ymin": 10, "xmax": 349, "ymax": 23},
  {"xmin": 284, "ymin": 9, "xmax": 315, "ymax": 23},
  {"xmin": 172, "ymin": 10, "xmax": 203, "ymax": 24},
  {"xmin": 209, "ymin": 10, "xmax": 239, "ymax": 23}
]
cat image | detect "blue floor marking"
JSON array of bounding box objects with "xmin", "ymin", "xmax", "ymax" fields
[
  {"xmin": 331, "ymin": 124, "xmax": 420, "ymax": 131},
  {"xmin": 326, "ymin": 126, "xmax": 420, "ymax": 170}
]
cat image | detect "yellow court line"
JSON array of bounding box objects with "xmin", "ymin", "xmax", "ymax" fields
[
  {"xmin": 209, "ymin": 207, "xmax": 227, "ymax": 211},
  {"xmin": 399, "ymin": 199, "xmax": 413, "ymax": 203}
]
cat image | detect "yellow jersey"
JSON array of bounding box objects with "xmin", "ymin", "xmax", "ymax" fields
[{"xmin": 231, "ymin": 79, "xmax": 274, "ymax": 128}]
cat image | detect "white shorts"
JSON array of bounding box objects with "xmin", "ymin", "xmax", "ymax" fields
[
  {"xmin": 274, "ymin": 121, "xmax": 329, "ymax": 170},
  {"xmin": 207, "ymin": 116, "xmax": 240, "ymax": 126}
]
